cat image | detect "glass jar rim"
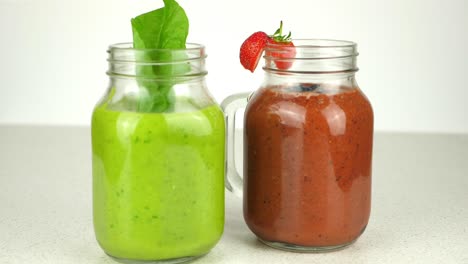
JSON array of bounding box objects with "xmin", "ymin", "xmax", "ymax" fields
[
  {"xmin": 108, "ymin": 42, "xmax": 205, "ymax": 52},
  {"xmin": 106, "ymin": 42, "xmax": 207, "ymax": 78},
  {"xmin": 107, "ymin": 42, "xmax": 206, "ymax": 64},
  {"xmin": 263, "ymin": 39, "xmax": 359, "ymax": 73},
  {"xmin": 279, "ymin": 39, "xmax": 357, "ymax": 48},
  {"xmin": 265, "ymin": 39, "xmax": 358, "ymax": 59}
]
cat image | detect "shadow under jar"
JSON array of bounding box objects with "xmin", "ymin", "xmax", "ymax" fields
[{"xmin": 223, "ymin": 39, "xmax": 373, "ymax": 252}]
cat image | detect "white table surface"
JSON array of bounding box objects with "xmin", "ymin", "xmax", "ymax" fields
[{"xmin": 0, "ymin": 126, "xmax": 467, "ymax": 264}]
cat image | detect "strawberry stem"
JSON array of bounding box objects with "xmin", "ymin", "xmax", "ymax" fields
[{"xmin": 271, "ymin": 21, "xmax": 292, "ymax": 43}]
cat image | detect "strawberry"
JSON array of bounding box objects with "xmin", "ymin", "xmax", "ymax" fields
[
  {"xmin": 239, "ymin": 22, "xmax": 296, "ymax": 72},
  {"xmin": 239, "ymin": 31, "xmax": 269, "ymax": 72},
  {"xmin": 266, "ymin": 21, "xmax": 296, "ymax": 70}
]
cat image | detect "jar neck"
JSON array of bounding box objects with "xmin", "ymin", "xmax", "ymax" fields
[
  {"xmin": 261, "ymin": 72, "xmax": 358, "ymax": 95},
  {"xmin": 263, "ymin": 39, "xmax": 358, "ymax": 74},
  {"xmin": 261, "ymin": 39, "xmax": 359, "ymax": 92},
  {"xmin": 100, "ymin": 43, "xmax": 215, "ymax": 113},
  {"xmin": 107, "ymin": 43, "xmax": 207, "ymax": 80}
]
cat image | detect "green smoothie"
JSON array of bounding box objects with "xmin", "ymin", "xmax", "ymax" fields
[{"xmin": 91, "ymin": 99, "xmax": 225, "ymax": 261}]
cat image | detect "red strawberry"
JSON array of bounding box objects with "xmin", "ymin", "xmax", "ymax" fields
[
  {"xmin": 239, "ymin": 31, "xmax": 269, "ymax": 72},
  {"xmin": 266, "ymin": 21, "xmax": 296, "ymax": 70},
  {"xmin": 267, "ymin": 39, "xmax": 296, "ymax": 70}
]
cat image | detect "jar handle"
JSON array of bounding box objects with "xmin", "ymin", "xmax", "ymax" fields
[{"xmin": 220, "ymin": 92, "xmax": 251, "ymax": 197}]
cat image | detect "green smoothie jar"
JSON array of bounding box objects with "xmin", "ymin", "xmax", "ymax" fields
[{"xmin": 91, "ymin": 43, "xmax": 225, "ymax": 263}]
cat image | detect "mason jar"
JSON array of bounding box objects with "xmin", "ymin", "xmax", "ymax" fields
[
  {"xmin": 222, "ymin": 39, "xmax": 374, "ymax": 252},
  {"xmin": 91, "ymin": 43, "xmax": 225, "ymax": 263}
]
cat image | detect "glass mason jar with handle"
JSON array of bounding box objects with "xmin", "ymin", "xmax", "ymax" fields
[
  {"xmin": 222, "ymin": 39, "xmax": 373, "ymax": 252},
  {"xmin": 91, "ymin": 43, "xmax": 225, "ymax": 263}
]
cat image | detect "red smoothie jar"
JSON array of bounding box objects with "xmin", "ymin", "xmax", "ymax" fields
[{"xmin": 221, "ymin": 39, "xmax": 374, "ymax": 252}]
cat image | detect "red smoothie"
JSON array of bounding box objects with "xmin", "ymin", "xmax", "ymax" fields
[{"xmin": 244, "ymin": 85, "xmax": 373, "ymax": 247}]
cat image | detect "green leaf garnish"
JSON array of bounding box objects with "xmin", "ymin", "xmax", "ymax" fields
[
  {"xmin": 131, "ymin": 0, "xmax": 189, "ymax": 112},
  {"xmin": 131, "ymin": 0, "xmax": 188, "ymax": 50}
]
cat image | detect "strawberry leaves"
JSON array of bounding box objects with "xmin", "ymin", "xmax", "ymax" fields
[{"xmin": 270, "ymin": 21, "xmax": 292, "ymax": 43}]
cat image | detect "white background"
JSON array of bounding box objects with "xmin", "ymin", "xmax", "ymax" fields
[{"xmin": 0, "ymin": 0, "xmax": 467, "ymax": 133}]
